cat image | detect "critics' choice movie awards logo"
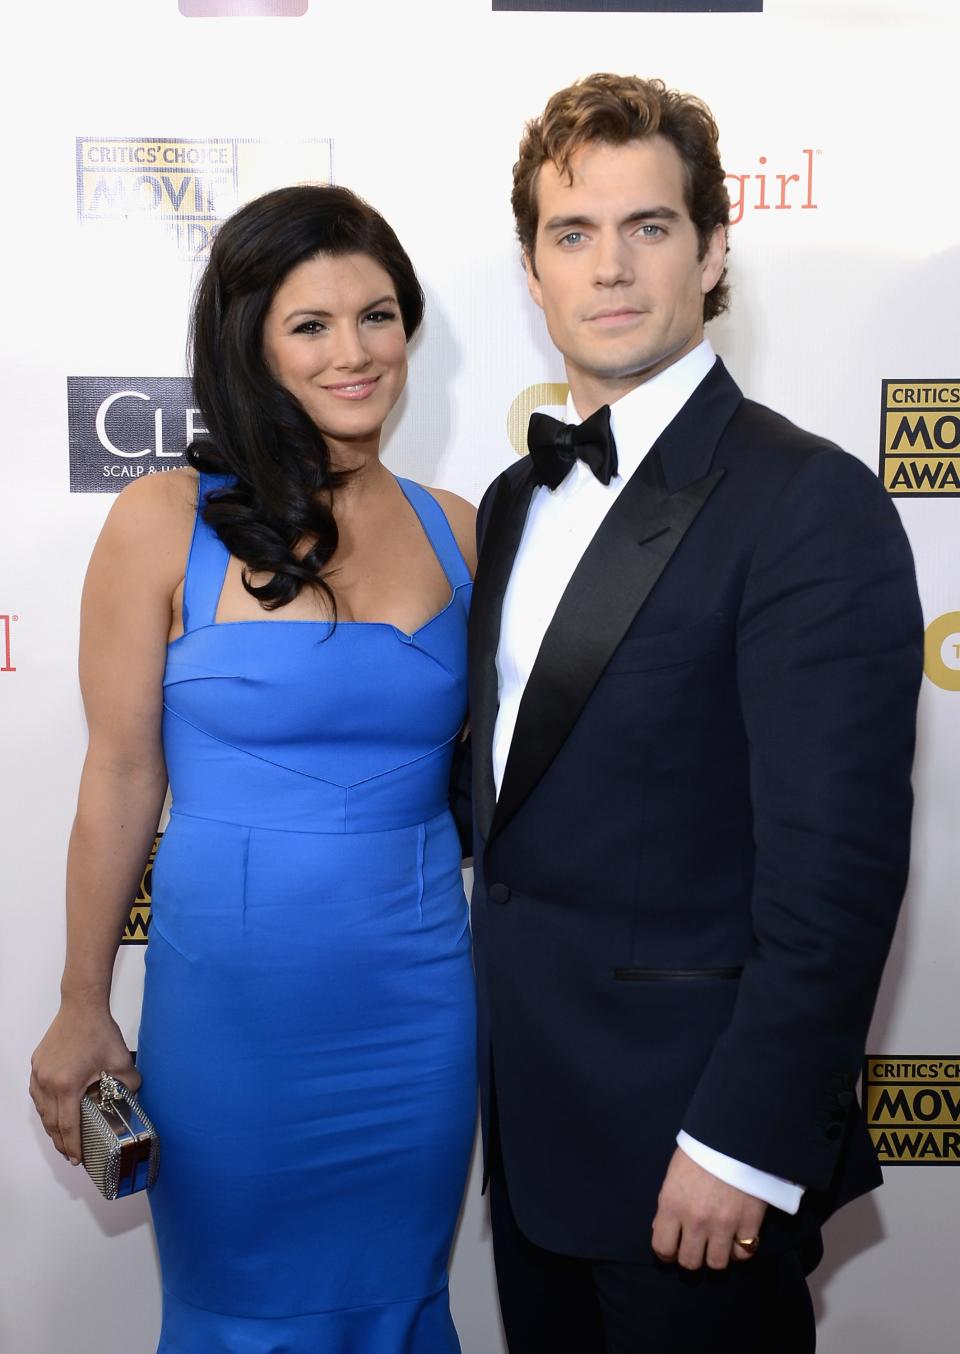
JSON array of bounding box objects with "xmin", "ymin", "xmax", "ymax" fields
[
  {"xmin": 76, "ymin": 137, "xmax": 333, "ymax": 255},
  {"xmin": 180, "ymin": 1, "xmax": 306, "ymax": 13},
  {"xmin": 492, "ymin": 3, "xmax": 761, "ymax": 11},
  {"xmin": 67, "ymin": 377, "xmax": 203, "ymax": 493},
  {"xmin": 865, "ymin": 1059, "xmax": 960, "ymax": 1164},
  {"xmin": 122, "ymin": 835, "xmax": 162, "ymax": 945},
  {"xmin": 879, "ymin": 381, "xmax": 960, "ymax": 495}
]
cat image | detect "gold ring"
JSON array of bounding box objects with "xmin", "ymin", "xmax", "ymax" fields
[{"xmin": 735, "ymin": 1236, "xmax": 760, "ymax": 1253}]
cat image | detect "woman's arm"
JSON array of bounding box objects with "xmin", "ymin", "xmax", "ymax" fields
[{"xmin": 30, "ymin": 471, "xmax": 195, "ymax": 1166}]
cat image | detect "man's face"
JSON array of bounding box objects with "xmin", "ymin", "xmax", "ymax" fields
[{"xmin": 526, "ymin": 136, "xmax": 726, "ymax": 411}]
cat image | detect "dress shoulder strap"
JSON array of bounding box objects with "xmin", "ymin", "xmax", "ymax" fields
[
  {"xmin": 181, "ymin": 472, "xmax": 233, "ymax": 633},
  {"xmin": 397, "ymin": 477, "xmax": 472, "ymax": 592}
]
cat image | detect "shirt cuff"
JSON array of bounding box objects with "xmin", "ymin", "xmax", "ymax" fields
[{"xmin": 676, "ymin": 1130, "xmax": 804, "ymax": 1215}]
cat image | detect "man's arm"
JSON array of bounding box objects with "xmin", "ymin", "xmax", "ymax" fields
[
  {"xmin": 448, "ymin": 472, "xmax": 508, "ymax": 856},
  {"xmin": 676, "ymin": 1131, "xmax": 802, "ymax": 1213},
  {"xmin": 653, "ymin": 446, "xmax": 923, "ymax": 1268},
  {"xmin": 449, "ymin": 734, "xmax": 473, "ymax": 857}
]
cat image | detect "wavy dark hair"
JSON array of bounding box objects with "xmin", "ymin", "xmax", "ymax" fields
[
  {"xmin": 186, "ymin": 184, "xmax": 424, "ymax": 611},
  {"xmin": 512, "ymin": 74, "xmax": 731, "ymax": 321}
]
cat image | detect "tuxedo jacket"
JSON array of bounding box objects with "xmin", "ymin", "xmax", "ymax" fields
[{"xmin": 459, "ymin": 358, "xmax": 923, "ymax": 1263}]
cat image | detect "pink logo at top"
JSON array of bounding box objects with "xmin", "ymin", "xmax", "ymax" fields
[{"xmin": 179, "ymin": 1, "xmax": 307, "ymax": 16}]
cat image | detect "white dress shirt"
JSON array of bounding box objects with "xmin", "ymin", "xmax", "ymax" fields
[{"xmin": 492, "ymin": 338, "xmax": 803, "ymax": 1215}]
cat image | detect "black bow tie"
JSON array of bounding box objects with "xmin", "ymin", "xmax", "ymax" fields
[{"xmin": 527, "ymin": 404, "xmax": 618, "ymax": 490}]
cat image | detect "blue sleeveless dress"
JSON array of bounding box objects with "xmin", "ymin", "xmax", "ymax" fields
[{"xmin": 136, "ymin": 474, "xmax": 477, "ymax": 1353}]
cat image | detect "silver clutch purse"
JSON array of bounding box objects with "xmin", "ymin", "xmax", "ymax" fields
[{"xmin": 80, "ymin": 1072, "xmax": 160, "ymax": 1199}]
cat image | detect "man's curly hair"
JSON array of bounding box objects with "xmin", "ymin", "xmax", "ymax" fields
[{"xmin": 512, "ymin": 73, "xmax": 730, "ymax": 321}]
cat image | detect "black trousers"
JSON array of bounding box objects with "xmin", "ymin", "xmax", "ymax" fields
[{"xmin": 489, "ymin": 1146, "xmax": 816, "ymax": 1354}]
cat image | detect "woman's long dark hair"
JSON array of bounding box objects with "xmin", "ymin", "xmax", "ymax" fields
[{"xmin": 186, "ymin": 185, "xmax": 424, "ymax": 611}]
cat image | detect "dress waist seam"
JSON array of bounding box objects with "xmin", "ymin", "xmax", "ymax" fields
[{"xmin": 167, "ymin": 807, "xmax": 452, "ymax": 836}]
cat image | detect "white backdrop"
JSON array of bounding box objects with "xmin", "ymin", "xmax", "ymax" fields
[{"xmin": 2, "ymin": 2, "xmax": 958, "ymax": 1350}]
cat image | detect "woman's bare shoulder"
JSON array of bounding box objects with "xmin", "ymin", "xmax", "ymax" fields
[
  {"xmin": 108, "ymin": 465, "xmax": 197, "ymax": 523},
  {"xmin": 95, "ymin": 467, "xmax": 198, "ymax": 578},
  {"xmin": 422, "ymin": 485, "xmax": 478, "ymax": 575}
]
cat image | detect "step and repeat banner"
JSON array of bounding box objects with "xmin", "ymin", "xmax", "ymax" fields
[{"xmin": 1, "ymin": 2, "xmax": 957, "ymax": 1350}]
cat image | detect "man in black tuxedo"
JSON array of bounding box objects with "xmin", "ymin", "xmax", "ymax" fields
[{"xmin": 462, "ymin": 74, "xmax": 923, "ymax": 1352}]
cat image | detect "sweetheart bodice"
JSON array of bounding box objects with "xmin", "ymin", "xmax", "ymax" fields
[{"xmin": 161, "ymin": 475, "xmax": 471, "ymax": 834}]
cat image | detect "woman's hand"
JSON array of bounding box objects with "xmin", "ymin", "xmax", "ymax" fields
[{"xmin": 30, "ymin": 1002, "xmax": 141, "ymax": 1166}]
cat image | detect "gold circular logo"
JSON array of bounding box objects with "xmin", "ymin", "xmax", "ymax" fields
[
  {"xmin": 923, "ymin": 611, "xmax": 960, "ymax": 691},
  {"xmin": 507, "ymin": 383, "xmax": 569, "ymax": 457}
]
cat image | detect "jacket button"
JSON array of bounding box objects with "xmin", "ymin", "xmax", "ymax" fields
[
  {"xmin": 837, "ymin": 1090, "xmax": 854, "ymax": 1108},
  {"xmin": 489, "ymin": 883, "xmax": 511, "ymax": 904}
]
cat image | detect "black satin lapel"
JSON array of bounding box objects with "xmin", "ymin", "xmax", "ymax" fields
[
  {"xmin": 489, "ymin": 453, "xmax": 725, "ymax": 842},
  {"xmin": 469, "ymin": 464, "xmax": 537, "ymax": 841},
  {"xmin": 658, "ymin": 356, "xmax": 742, "ymax": 492}
]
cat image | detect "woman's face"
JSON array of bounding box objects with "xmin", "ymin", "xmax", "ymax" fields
[{"xmin": 261, "ymin": 251, "xmax": 408, "ymax": 460}]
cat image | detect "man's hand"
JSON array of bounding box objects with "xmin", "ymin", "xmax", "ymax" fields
[{"xmin": 651, "ymin": 1147, "xmax": 767, "ymax": 1271}]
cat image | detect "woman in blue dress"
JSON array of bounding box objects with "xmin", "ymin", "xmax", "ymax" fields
[{"xmin": 31, "ymin": 185, "xmax": 478, "ymax": 1352}]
